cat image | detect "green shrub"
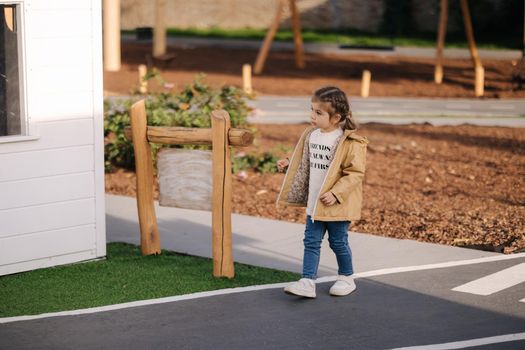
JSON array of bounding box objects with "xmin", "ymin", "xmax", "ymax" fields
[
  {"xmin": 232, "ymin": 144, "xmax": 292, "ymax": 174},
  {"xmin": 104, "ymin": 73, "xmax": 252, "ymax": 172}
]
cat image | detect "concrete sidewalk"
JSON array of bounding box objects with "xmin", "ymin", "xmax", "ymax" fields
[
  {"xmin": 248, "ymin": 96, "xmax": 525, "ymax": 127},
  {"xmin": 106, "ymin": 194, "xmax": 497, "ymax": 276}
]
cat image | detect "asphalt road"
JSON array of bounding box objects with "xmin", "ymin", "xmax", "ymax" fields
[{"xmin": 2, "ymin": 257, "xmax": 524, "ymax": 350}]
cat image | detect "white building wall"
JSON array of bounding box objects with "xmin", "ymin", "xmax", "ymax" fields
[{"xmin": 0, "ymin": 0, "xmax": 105, "ymax": 275}]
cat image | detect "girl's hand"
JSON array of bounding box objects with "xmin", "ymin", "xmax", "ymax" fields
[
  {"xmin": 277, "ymin": 158, "xmax": 290, "ymax": 172},
  {"xmin": 320, "ymin": 192, "xmax": 337, "ymax": 206}
]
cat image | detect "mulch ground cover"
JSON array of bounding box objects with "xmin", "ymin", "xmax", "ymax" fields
[
  {"xmin": 104, "ymin": 43, "xmax": 524, "ymax": 253},
  {"xmin": 105, "ymin": 123, "xmax": 525, "ymax": 254},
  {"xmin": 104, "ymin": 43, "xmax": 525, "ymax": 99}
]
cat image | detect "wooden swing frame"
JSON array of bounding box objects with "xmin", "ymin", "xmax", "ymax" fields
[
  {"xmin": 254, "ymin": 0, "xmax": 305, "ymax": 74},
  {"xmin": 435, "ymin": 0, "xmax": 484, "ymax": 97}
]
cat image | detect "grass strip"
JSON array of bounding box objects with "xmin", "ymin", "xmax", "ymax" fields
[
  {"xmin": 123, "ymin": 27, "xmax": 520, "ymax": 50},
  {"xmin": 0, "ymin": 242, "xmax": 299, "ymax": 318}
]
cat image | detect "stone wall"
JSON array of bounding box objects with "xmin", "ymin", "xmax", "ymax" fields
[
  {"xmin": 120, "ymin": 0, "xmax": 520, "ymax": 35},
  {"xmin": 120, "ymin": 0, "xmax": 385, "ymax": 32}
]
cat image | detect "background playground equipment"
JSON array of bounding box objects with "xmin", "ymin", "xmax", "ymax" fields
[
  {"xmin": 126, "ymin": 100, "xmax": 254, "ymax": 278},
  {"xmin": 254, "ymin": 0, "xmax": 305, "ymax": 74},
  {"xmin": 242, "ymin": 64, "xmax": 253, "ymax": 94},
  {"xmin": 138, "ymin": 64, "xmax": 148, "ymax": 94},
  {"xmin": 435, "ymin": 0, "xmax": 484, "ymax": 97},
  {"xmin": 361, "ymin": 70, "xmax": 371, "ymax": 98}
]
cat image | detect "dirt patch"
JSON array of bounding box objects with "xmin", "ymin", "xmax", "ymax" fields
[
  {"xmin": 104, "ymin": 43, "xmax": 525, "ymax": 99},
  {"xmin": 105, "ymin": 123, "xmax": 525, "ymax": 254}
]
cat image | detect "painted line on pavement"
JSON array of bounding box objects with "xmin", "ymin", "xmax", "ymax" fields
[
  {"xmin": 389, "ymin": 331, "xmax": 525, "ymax": 350},
  {"xmin": 1, "ymin": 252, "xmax": 524, "ymax": 324},
  {"xmin": 452, "ymin": 262, "xmax": 525, "ymax": 296}
]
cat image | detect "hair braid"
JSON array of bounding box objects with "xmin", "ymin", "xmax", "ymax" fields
[{"xmin": 312, "ymin": 86, "xmax": 358, "ymax": 130}]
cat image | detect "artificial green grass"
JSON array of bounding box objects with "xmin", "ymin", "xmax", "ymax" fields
[
  {"xmin": 0, "ymin": 242, "xmax": 299, "ymax": 318},
  {"xmin": 123, "ymin": 27, "xmax": 521, "ymax": 50}
]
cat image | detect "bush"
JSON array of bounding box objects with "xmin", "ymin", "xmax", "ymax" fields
[
  {"xmin": 104, "ymin": 73, "xmax": 252, "ymax": 172},
  {"xmin": 232, "ymin": 145, "xmax": 291, "ymax": 174},
  {"xmin": 232, "ymin": 152, "xmax": 279, "ymax": 174}
]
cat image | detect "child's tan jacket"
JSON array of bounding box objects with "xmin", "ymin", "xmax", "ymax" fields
[{"xmin": 276, "ymin": 126, "xmax": 368, "ymax": 222}]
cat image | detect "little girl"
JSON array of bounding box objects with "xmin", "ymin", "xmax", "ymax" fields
[{"xmin": 276, "ymin": 86, "xmax": 367, "ymax": 298}]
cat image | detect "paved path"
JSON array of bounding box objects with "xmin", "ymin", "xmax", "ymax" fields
[
  {"xmin": 106, "ymin": 95, "xmax": 525, "ymax": 127},
  {"xmin": 104, "ymin": 195, "xmax": 497, "ymax": 276},
  {"xmin": 248, "ymin": 96, "xmax": 525, "ymax": 127}
]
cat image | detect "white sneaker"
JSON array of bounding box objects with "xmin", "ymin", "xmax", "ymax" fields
[
  {"xmin": 284, "ymin": 278, "xmax": 316, "ymax": 298},
  {"xmin": 329, "ymin": 275, "xmax": 356, "ymax": 296}
]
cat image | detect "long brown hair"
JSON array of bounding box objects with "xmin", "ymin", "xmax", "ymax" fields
[{"xmin": 312, "ymin": 86, "xmax": 357, "ymax": 130}]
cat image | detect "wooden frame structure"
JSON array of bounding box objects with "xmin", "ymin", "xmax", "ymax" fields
[
  {"xmin": 127, "ymin": 100, "xmax": 254, "ymax": 278},
  {"xmin": 435, "ymin": 0, "xmax": 484, "ymax": 96},
  {"xmin": 254, "ymin": 0, "xmax": 305, "ymax": 74}
]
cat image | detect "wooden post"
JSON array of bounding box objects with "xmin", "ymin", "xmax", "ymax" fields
[
  {"xmin": 138, "ymin": 64, "xmax": 148, "ymax": 94},
  {"xmin": 103, "ymin": 0, "xmax": 121, "ymax": 71},
  {"xmin": 361, "ymin": 70, "xmax": 371, "ymax": 98},
  {"xmin": 153, "ymin": 0, "xmax": 167, "ymax": 58},
  {"xmin": 242, "ymin": 64, "xmax": 253, "ymax": 94},
  {"xmin": 460, "ymin": 0, "xmax": 484, "ymax": 96},
  {"xmin": 211, "ymin": 110, "xmax": 234, "ymax": 278},
  {"xmin": 130, "ymin": 100, "xmax": 161, "ymax": 256},
  {"xmin": 435, "ymin": 0, "xmax": 448, "ymax": 84},
  {"xmin": 254, "ymin": 0, "xmax": 285, "ymax": 74},
  {"xmin": 289, "ymin": 0, "xmax": 305, "ymax": 69},
  {"xmin": 475, "ymin": 65, "xmax": 484, "ymax": 97}
]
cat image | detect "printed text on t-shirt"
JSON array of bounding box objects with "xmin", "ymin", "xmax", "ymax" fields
[{"xmin": 310, "ymin": 143, "xmax": 331, "ymax": 170}]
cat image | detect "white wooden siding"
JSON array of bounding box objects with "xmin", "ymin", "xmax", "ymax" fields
[
  {"xmin": 91, "ymin": 0, "xmax": 106, "ymax": 259},
  {"xmin": 0, "ymin": 226, "xmax": 96, "ymax": 272},
  {"xmin": 28, "ymin": 93, "xmax": 96, "ymax": 121},
  {"xmin": 0, "ymin": 0, "xmax": 106, "ymax": 275},
  {"xmin": 0, "ymin": 172, "xmax": 94, "ymax": 210},
  {"xmin": 0, "ymin": 145, "xmax": 94, "ymax": 182},
  {"xmin": 27, "ymin": 0, "xmax": 92, "ymax": 11},
  {"xmin": 0, "ymin": 199, "xmax": 95, "ymax": 239},
  {"xmin": 0, "ymin": 119, "xmax": 94, "ymax": 154},
  {"xmin": 26, "ymin": 9, "xmax": 93, "ymax": 39},
  {"xmin": 29, "ymin": 37, "xmax": 93, "ymax": 68}
]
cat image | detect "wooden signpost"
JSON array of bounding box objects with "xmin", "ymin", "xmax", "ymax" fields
[{"xmin": 127, "ymin": 100, "xmax": 254, "ymax": 278}]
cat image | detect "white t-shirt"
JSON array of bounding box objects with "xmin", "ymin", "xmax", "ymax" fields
[{"xmin": 306, "ymin": 127, "xmax": 343, "ymax": 215}]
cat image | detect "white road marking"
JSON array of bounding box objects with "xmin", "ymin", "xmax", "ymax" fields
[
  {"xmin": 389, "ymin": 332, "xmax": 525, "ymax": 350},
  {"xmin": 520, "ymin": 297, "xmax": 525, "ymax": 303},
  {"xmin": 1, "ymin": 253, "xmax": 524, "ymax": 324},
  {"xmin": 452, "ymin": 263, "xmax": 525, "ymax": 296}
]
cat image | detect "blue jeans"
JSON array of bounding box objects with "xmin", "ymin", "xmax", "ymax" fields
[{"xmin": 302, "ymin": 215, "xmax": 353, "ymax": 279}]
